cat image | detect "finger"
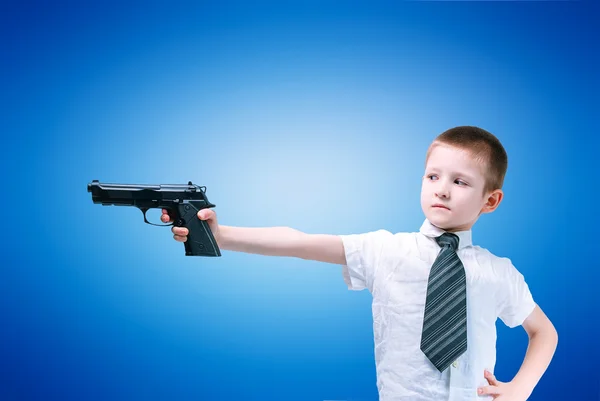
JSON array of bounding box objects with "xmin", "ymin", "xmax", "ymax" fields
[
  {"xmin": 161, "ymin": 209, "xmax": 172, "ymax": 223},
  {"xmin": 478, "ymin": 386, "xmax": 501, "ymax": 396},
  {"xmin": 197, "ymin": 208, "xmax": 215, "ymax": 220},
  {"xmin": 173, "ymin": 234, "xmax": 187, "ymax": 242},
  {"xmin": 484, "ymin": 370, "xmax": 499, "ymax": 386},
  {"xmin": 172, "ymin": 227, "xmax": 189, "ymax": 236}
]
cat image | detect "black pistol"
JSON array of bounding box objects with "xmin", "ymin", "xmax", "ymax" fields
[{"xmin": 87, "ymin": 180, "xmax": 221, "ymax": 257}]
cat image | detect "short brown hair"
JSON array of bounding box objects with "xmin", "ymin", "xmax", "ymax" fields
[{"xmin": 426, "ymin": 126, "xmax": 508, "ymax": 194}]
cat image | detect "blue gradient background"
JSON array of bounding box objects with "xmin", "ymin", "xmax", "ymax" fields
[{"xmin": 1, "ymin": 1, "xmax": 598, "ymax": 401}]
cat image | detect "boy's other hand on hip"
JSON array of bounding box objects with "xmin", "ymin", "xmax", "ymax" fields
[{"xmin": 477, "ymin": 370, "xmax": 530, "ymax": 400}]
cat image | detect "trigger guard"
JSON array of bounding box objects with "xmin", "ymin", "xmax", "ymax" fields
[{"xmin": 141, "ymin": 207, "xmax": 173, "ymax": 227}]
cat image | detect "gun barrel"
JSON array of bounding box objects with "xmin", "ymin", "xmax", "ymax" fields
[
  {"xmin": 88, "ymin": 181, "xmax": 161, "ymax": 192},
  {"xmin": 87, "ymin": 180, "xmax": 208, "ymax": 206}
]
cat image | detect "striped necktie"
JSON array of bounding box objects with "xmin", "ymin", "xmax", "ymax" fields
[{"xmin": 420, "ymin": 232, "xmax": 467, "ymax": 372}]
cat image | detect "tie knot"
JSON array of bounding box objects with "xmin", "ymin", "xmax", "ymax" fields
[{"xmin": 436, "ymin": 232, "xmax": 459, "ymax": 251}]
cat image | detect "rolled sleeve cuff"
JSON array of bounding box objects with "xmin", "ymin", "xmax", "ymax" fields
[
  {"xmin": 340, "ymin": 234, "xmax": 367, "ymax": 290},
  {"xmin": 503, "ymin": 298, "xmax": 537, "ymax": 328}
]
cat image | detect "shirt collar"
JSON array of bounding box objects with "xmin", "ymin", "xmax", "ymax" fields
[{"xmin": 419, "ymin": 219, "xmax": 473, "ymax": 250}]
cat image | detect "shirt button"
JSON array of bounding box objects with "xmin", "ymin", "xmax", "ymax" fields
[{"xmin": 452, "ymin": 361, "xmax": 459, "ymax": 368}]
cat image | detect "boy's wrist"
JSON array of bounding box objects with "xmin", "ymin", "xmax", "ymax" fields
[
  {"xmin": 217, "ymin": 225, "xmax": 230, "ymax": 250},
  {"xmin": 509, "ymin": 377, "xmax": 534, "ymax": 399}
]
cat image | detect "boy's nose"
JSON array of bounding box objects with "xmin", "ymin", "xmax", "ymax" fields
[{"xmin": 436, "ymin": 189, "xmax": 450, "ymax": 198}]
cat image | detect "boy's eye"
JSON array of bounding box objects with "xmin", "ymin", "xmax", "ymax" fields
[{"xmin": 426, "ymin": 174, "xmax": 467, "ymax": 186}]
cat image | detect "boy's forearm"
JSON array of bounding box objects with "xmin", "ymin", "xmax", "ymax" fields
[
  {"xmin": 219, "ymin": 225, "xmax": 306, "ymax": 257},
  {"xmin": 511, "ymin": 326, "xmax": 558, "ymax": 397}
]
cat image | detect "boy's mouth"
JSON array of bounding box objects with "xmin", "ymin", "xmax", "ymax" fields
[{"xmin": 432, "ymin": 204, "xmax": 450, "ymax": 210}]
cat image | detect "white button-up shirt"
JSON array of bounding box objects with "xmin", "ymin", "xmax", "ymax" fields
[{"xmin": 339, "ymin": 219, "xmax": 536, "ymax": 401}]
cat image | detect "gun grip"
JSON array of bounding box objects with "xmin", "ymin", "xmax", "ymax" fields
[{"xmin": 176, "ymin": 201, "xmax": 222, "ymax": 257}]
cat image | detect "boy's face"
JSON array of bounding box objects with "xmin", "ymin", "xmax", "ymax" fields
[{"xmin": 420, "ymin": 143, "xmax": 500, "ymax": 232}]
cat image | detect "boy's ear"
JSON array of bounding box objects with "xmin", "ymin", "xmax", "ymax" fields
[{"xmin": 481, "ymin": 189, "xmax": 503, "ymax": 214}]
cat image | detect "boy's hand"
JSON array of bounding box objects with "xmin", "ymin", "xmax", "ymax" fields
[
  {"xmin": 477, "ymin": 370, "xmax": 530, "ymax": 400},
  {"xmin": 161, "ymin": 208, "xmax": 222, "ymax": 245}
]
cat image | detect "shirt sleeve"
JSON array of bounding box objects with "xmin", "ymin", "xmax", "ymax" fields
[
  {"xmin": 338, "ymin": 229, "xmax": 392, "ymax": 293},
  {"xmin": 496, "ymin": 258, "xmax": 537, "ymax": 328}
]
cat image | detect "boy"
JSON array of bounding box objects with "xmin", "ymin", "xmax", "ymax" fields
[{"xmin": 162, "ymin": 126, "xmax": 558, "ymax": 401}]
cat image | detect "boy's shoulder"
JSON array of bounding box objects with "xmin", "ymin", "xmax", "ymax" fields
[
  {"xmin": 343, "ymin": 228, "xmax": 418, "ymax": 243},
  {"xmin": 471, "ymin": 243, "xmax": 510, "ymax": 261},
  {"xmin": 340, "ymin": 228, "xmax": 411, "ymax": 239},
  {"xmin": 468, "ymin": 244, "xmax": 524, "ymax": 280},
  {"xmin": 338, "ymin": 228, "xmax": 419, "ymax": 252}
]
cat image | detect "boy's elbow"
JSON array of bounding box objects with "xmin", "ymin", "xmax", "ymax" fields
[
  {"xmin": 544, "ymin": 315, "xmax": 558, "ymax": 342},
  {"xmin": 538, "ymin": 318, "xmax": 558, "ymax": 349},
  {"xmin": 549, "ymin": 321, "xmax": 558, "ymax": 345},
  {"xmin": 545, "ymin": 323, "xmax": 559, "ymax": 355}
]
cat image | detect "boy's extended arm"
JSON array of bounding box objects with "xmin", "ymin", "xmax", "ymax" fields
[{"xmin": 219, "ymin": 225, "xmax": 347, "ymax": 265}]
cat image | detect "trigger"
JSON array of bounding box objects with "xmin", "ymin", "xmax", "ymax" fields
[{"xmin": 140, "ymin": 208, "xmax": 172, "ymax": 227}]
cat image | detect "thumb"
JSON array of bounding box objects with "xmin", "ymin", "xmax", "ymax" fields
[{"xmin": 478, "ymin": 385, "xmax": 501, "ymax": 396}]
